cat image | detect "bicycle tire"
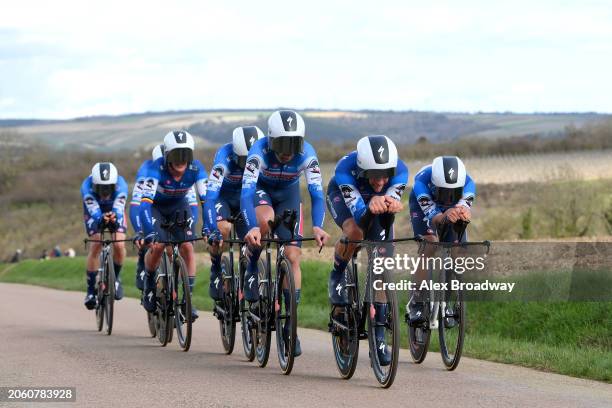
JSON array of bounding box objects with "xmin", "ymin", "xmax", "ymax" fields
[
  {"xmin": 174, "ymin": 255, "xmax": 192, "ymax": 351},
  {"xmin": 275, "ymin": 258, "xmax": 296, "ymax": 375}
]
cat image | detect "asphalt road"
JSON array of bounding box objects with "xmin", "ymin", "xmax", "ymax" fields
[{"xmin": 1, "ymin": 283, "xmax": 611, "ymax": 408}]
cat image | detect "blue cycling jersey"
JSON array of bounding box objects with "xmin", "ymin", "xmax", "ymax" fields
[
  {"xmin": 81, "ymin": 175, "xmax": 128, "ymax": 228},
  {"xmin": 139, "ymin": 158, "xmax": 207, "ymax": 236},
  {"xmin": 412, "ymin": 165, "xmax": 476, "ymax": 221},
  {"xmin": 204, "ymin": 143, "xmax": 246, "ymax": 231},
  {"xmin": 130, "ymin": 160, "xmax": 199, "ymax": 233},
  {"xmin": 240, "ymin": 138, "xmax": 325, "ymax": 230},
  {"xmin": 330, "ymin": 151, "xmax": 409, "ymax": 224}
]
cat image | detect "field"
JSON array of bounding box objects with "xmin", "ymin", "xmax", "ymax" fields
[
  {"xmin": 1, "ymin": 110, "xmax": 607, "ymax": 151},
  {"xmin": 1, "ymin": 257, "xmax": 610, "ymax": 382}
]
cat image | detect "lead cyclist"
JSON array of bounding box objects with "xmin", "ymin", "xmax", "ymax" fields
[{"xmin": 326, "ymin": 135, "xmax": 408, "ymax": 366}]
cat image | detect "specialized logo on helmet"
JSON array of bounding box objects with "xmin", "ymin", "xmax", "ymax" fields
[
  {"xmin": 242, "ymin": 127, "xmax": 259, "ymax": 150},
  {"xmin": 368, "ymin": 136, "xmax": 389, "ymax": 164},
  {"xmin": 442, "ymin": 156, "xmax": 459, "ymax": 184},
  {"xmin": 174, "ymin": 131, "xmax": 187, "ymax": 143},
  {"xmin": 99, "ymin": 163, "xmax": 111, "ymax": 181},
  {"xmin": 279, "ymin": 111, "xmax": 298, "ymax": 131}
]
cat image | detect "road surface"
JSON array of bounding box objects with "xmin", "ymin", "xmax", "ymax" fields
[{"xmin": 1, "ymin": 283, "xmax": 610, "ymax": 408}]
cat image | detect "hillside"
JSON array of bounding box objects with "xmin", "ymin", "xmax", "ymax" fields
[{"xmin": 0, "ymin": 110, "xmax": 606, "ymax": 151}]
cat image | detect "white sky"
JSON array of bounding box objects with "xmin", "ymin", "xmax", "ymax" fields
[{"xmin": 1, "ymin": 0, "xmax": 611, "ymax": 119}]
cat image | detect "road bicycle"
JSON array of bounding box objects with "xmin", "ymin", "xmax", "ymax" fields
[
  {"xmin": 328, "ymin": 211, "xmax": 414, "ymax": 388},
  {"xmin": 246, "ymin": 209, "xmax": 317, "ymax": 375},
  {"xmin": 407, "ymin": 219, "xmax": 490, "ymax": 370},
  {"xmin": 153, "ymin": 211, "xmax": 203, "ymax": 351}
]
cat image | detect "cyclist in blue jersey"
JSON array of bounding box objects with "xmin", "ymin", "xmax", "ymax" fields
[
  {"xmin": 204, "ymin": 126, "xmax": 264, "ymax": 301},
  {"xmin": 81, "ymin": 162, "xmax": 128, "ymax": 309},
  {"xmin": 240, "ymin": 110, "xmax": 330, "ymax": 357},
  {"xmin": 139, "ymin": 131, "xmax": 207, "ymax": 320},
  {"xmin": 407, "ymin": 156, "xmax": 475, "ymax": 326},
  {"xmin": 326, "ymin": 135, "xmax": 408, "ymax": 365},
  {"xmin": 130, "ymin": 144, "xmax": 200, "ymax": 292}
]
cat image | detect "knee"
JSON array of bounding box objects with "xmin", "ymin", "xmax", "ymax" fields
[
  {"xmin": 218, "ymin": 221, "xmax": 231, "ymax": 238},
  {"xmin": 344, "ymin": 223, "xmax": 364, "ymax": 241},
  {"xmin": 89, "ymin": 243, "xmax": 102, "ymax": 257},
  {"xmin": 423, "ymin": 234, "xmax": 438, "ymax": 243},
  {"xmin": 113, "ymin": 242, "xmax": 125, "ymax": 254},
  {"xmin": 179, "ymin": 243, "xmax": 194, "ymax": 257},
  {"xmin": 285, "ymin": 247, "xmax": 301, "ymax": 264}
]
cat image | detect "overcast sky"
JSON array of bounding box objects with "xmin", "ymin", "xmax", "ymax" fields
[{"xmin": 1, "ymin": 0, "xmax": 611, "ymax": 119}]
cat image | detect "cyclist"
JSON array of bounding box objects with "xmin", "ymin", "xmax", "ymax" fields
[
  {"xmin": 407, "ymin": 156, "xmax": 475, "ymax": 326},
  {"xmin": 203, "ymin": 126, "xmax": 265, "ymax": 301},
  {"xmin": 139, "ymin": 131, "xmax": 207, "ymax": 321},
  {"xmin": 241, "ymin": 110, "xmax": 330, "ymax": 357},
  {"xmin": 130, "ymin": 144, "xmax": 200, "ymax": 292},
  {"xmin": 81, "ymin": 162, "xmax": 128, "ymax": 309},
  {"xmin": 326, "ymin": 135, "xmax": 408, "ymax": 366}
]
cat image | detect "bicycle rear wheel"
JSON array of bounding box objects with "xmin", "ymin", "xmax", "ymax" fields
[
  {"xmin": 331, "ymin": 266, "xmax": 359, "ymax": 379},
  {"xmin": 219, "ymin": 256, "xmax": 236, "ymax": 354},
  {"xmin": 275, "ymin": 258, "xmax": 296, "ymax": 375},
  {"xmin": 239, "ymin": 256, "xmax": 255, "ymax": 361},
  {"xmin": 174, "ymin": 255, "xmax": 192, "ymax": 351},
  {"xmin": 439, "ymin": 281, "xmax": 465, "ymax": 370},
  {"xmin": 367, "ymin": 269, "xmax": 400, "ymax": 388},
  {"xmin": 254, "ymin": 259, "xmax": 272, "ymax": 368}
]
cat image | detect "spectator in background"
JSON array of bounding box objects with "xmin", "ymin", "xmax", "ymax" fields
[
  {"xmin": 10, "ymin": 249, "xmax": 22, "ymax": 263},
  {"xmin": 65, "ymin": 248, "xmax": 76, "ymax": 258},
  {"xmin": 40, "ymin": 249, "xmax": 49, "ymax": 261},
  {"xmin": 52, "ymin": 245, "xmax": 62, "ymax": 258}
]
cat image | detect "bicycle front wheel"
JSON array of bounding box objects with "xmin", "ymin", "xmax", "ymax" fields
[
  {"xmin": 275, "ymin": 258, "xmax": 296, "ymax": 375},
  {"xmin": 104, "ymin": 251, "xmax": 115, "ymax": 336},
  {"xmin": 219, "ymin": 255, "xmax": 236, "ymax": 354},
  {"xmin": 367, "ymin": 270, "xmax": 400, "ymax": 388},
  {"xmin": 439, "ymin": 282, "xmax": 465, "ymax": 370},
  {"xmin": 174, "ymin": 255, "xmax": 192, "ymax": 351}
]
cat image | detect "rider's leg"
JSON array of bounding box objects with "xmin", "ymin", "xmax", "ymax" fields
[
  {"xmin": 208, "ymin": 220, "xmax": 231, "ymax": 300},
  {"xmin": 244, "ymin": 204, "xmax": 273, "ymax": 302},
  {"xmin": 84, "ymin": 235, "xmax": 102, "ymax": 309},
  {"xmin": 142, "ymin": 243, "xmax": 164, "ymax": 312},
  {"xmin": 111, "ymin": 232, "xmax": 126, "ymax": 300},
  {"xmin": 330, "ymin": 218, "xmax": 363, "ymax": 305},
  {"xmin": 283, "ymin": 245, "xmax": 303, "ymax": 356},
  {"xmin": 179, "ymin": 241, "xmax": 199, "ymax": 320}
]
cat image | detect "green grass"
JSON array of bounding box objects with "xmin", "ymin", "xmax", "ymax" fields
[{"xmin": 1, "ymin": 257, "xmax": 611, "ymax": 382}]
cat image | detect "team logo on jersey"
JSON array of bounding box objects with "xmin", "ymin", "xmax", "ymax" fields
[
  {"xmin": 212, "ymin": 165, "xmax": 224, "ymax": 180},
  {"xmin": 394, "ymin": 184, "xmax": 406, "ymax": 197},
  {"xmin": 307, "ymin": 159, "xmax": 321, "ymax": 174},
  {"xmin": 145, "ymin": 179, "xmax": 155, "ymax": 188},
  {"xmin": 85, "ymin": 197, "xmax": 95, "ymax": 206},
  {"xmin": 340, "ymin": 185, "xmax": 356, "ymax": 202},
  {"xmin": 245, "ymin": 157, "xmax": 259, "ymax": 174}
]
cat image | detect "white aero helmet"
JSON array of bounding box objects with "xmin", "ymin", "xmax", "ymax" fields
[
  {"xmin": 232, "ymin": 126, "xmax": 265, "ymax": 167},
  {"xmin": 356, "ymin": 135, "xmax": 398, "ymax": 178},
  {"xmin": 267, "ymin": 110, "xmax": 305, "ymax": 155},
  {"xmin": 91, "ymin": 162, "xmax": 118, "ymax": 197},
  {"xmin": 431, "ymin": 156, "xmax": 467, "ymax": 204},
  {"xmin": 152, "ymin": 144, "xmax": 164, "ymax": 161},
  {"xmin": 163, "ymin": 130, "xmax": 195, "ymax": 165}
]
